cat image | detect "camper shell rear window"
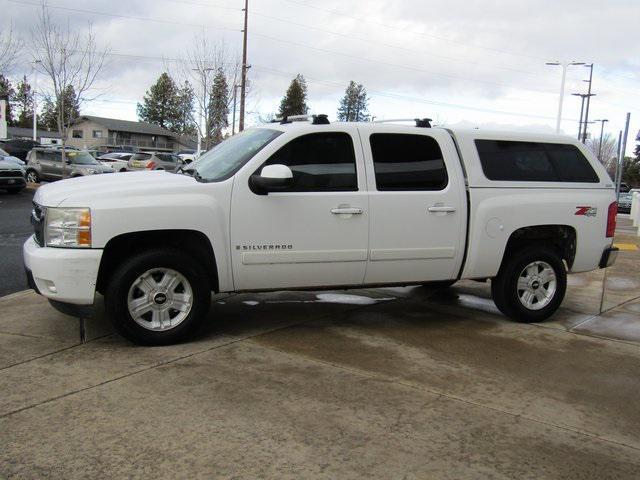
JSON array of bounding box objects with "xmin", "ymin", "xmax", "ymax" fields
[{"xmin": 475, "ymin": 140, "xmax": 599, "ymax": 183}]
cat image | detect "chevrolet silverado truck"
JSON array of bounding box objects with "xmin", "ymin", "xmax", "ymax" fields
[{"xmin": 24, "ymin": 117, "xmax": 619, "ymax": 345}]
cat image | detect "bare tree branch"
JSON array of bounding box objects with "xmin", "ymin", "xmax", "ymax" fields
[
  {"xmin": 171, "ymin": 32, "xmax": 242, "ymax": 149},
  {"xmin": 31, "ymin": 2, "xmax": 109, "ymax": 177},
  {"xmin": 0, "ymin": 21, "xmax": 23, "ymax": 75}
]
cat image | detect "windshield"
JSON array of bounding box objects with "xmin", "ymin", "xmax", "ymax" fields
[
  {"xmin": 67, "ymin": 151, "xmax": 100, "ymax": 165},
  {"xmin": 193, "ymin": 128, "xmax": 282, "ymax": 182}
]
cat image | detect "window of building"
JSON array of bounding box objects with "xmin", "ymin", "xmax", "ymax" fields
[
  {"xmin": 475, "ymin": 140, "xmax": 600, "ymax": 183},
  {"xmin": 262, "ymin": 132, "xmax": 358, "ymax": 192},
  {"xmin": 369, "ymin": 133, "xmax": 448, "ymax": 191},
  {"xmin": 92, "ymin": 130, "xmax": 103, "ymax": 138},
  {"xmin": 72, "ymin": 130, "xmax": 83, "ymax": 139}
]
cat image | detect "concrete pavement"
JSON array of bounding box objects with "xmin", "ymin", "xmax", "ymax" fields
[
  {"xmin": 0, "ymin": 188, "xmax": 34, "ymax": 297},
  {"xmin": 1, "ymin": 216, "xmax": 639, "ymax": 478}
]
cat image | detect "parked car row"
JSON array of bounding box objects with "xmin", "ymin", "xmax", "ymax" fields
[{"xmin": 25, "ymin": 148, "xmax": 115, "ymax": 183}]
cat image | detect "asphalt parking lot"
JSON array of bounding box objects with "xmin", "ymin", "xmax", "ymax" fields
[
  {"xmin": 0, "ymin": 188, "xmax": 34, "ymax": 297},
  {"xmin": 1, "ymin": 218, "xmax": 639, "ymax": 479}
]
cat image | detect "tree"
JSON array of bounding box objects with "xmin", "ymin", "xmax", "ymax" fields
[
  {"xmin": 0, "ymin": 22, "xmax": 22, "ymax": 75},
  {"xmin": 278, "ymin": 74, "xmax": 308, "ymax": 118},
  {"xmin": 31, "ymin": 4, "xmax": 107, "ymax": 176},
  {"xmin": 621, "ymin": 155, "xmax": 640, "ymax": 188},
  {"xmin": 207, "ymin": 67, "xmax": 229, "ymax": 146},
  {"xmin": 172, "ymin": 34, "xmax": 241, "ymax": 149},
  {"xmin": 13, "ymin": 76, "xmax": 35, "ymax": 128},
  {"xmin": 0, "ymin": 74, "xmax": 14, "ymax": 125},
  {"xmin": 587, "ymin": 132, "xmax": 617, "ymax": 167},
  {"xmin": 175, "ymin": 80, "xmax": 196, "ymax": 135},
  {"xmin": 137, "ymin": 72, "xmax": 182, "ymax": 131},
  {"xmin": 38, "ymin": 85, "xmax": 80, "ymax": 132},
  {"xmin": 337, "ymin": 81, "xmax": 369, "ymax": 122}
]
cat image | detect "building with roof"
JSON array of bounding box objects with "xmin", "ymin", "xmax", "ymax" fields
[
  {"xmin": 6, "ymin": 126, "xmax": 63, "ymax": 145},
  {"xmin": 65, "ymin": 115, "xmax": 195, "ymax": 153}
]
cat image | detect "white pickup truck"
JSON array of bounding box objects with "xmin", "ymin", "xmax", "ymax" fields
[{"xmin": 24, "ymin": 117, "xmax": 618, "ymax": 345}]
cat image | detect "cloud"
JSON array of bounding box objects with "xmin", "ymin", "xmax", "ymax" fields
[{"xmin": 3, "ymin": 0, "xmax": 639, "ymax": 151}]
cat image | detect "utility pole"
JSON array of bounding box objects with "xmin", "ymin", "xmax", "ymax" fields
[
  {"xmin": 615, "ymin": 113, "xmax": 631, "ymax": 198},
  {"xmin": 572, "ymin": 93, "xmax": 595, "ymax": 143},
  {"xmin": 546, "ymin": 61, "xmax": 585, "ymax": 133},
  {"xmin": 239, "ymin": 0, "xmax": 248, "ymax": 132},
  {"xmin": 593, "ymin": 119, "xmax": 608, "ymax": 162},
  {"xmin": 572, "ymin": 93, "xmax": 586, "ymax": 139},
  {"xmin": 581, "ymin": 63, "xmax": 594, "ymax": 143}
]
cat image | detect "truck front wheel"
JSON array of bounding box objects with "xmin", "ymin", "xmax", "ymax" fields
[
  {"xmin": 491, "ymin": 246, "xmax": 566, "ymax": 323},
  {"xmin": 105, "ymin": 248, "xmax": 211, "ymax": 345}
]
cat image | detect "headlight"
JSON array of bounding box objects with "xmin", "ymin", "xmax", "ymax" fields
[
  {"xmin": 80, "ymin": 168, "xmax": 96, "ymax": 175},
  {"xmin": 45, "ymin": 208, "xmax": 92, "ymax": 248}
]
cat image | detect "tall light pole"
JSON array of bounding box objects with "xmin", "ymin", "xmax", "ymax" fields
[
  {"xmin": 32, "ymin": 60, "xmax": 41, "ymax": 142},
  {"xmin": 546, "ymin": 61, "xmax": 585, "ymax": 133},
  {"xmin": 593, "ymin": 118, "xmax": 608, "ymax": 162}
]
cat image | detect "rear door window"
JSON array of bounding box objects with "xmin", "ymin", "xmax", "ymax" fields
[
  {"xmin": 131, "ymin": 153, "xmax": 152, "ymax": 161},
  {"xmin": 369, "ymin": 133, "xmax": 448, "ymax": 191},
  {"xmin": 475, "ymin": 140, "xmax": 599, "ymax": 183}
]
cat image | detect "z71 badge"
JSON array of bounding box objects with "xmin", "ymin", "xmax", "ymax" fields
[{"xmin": 575, "ymin": 206, "xmax": 597, "ymax": 217}]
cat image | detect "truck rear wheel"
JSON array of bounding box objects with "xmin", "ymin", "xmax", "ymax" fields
[
  {"xmin": 491, "ymin": 246, "xmax": 566, "ymax": 323},
  {"xmin": 105, "ymin": 248, "xmax": 211, "ymax": 345}
]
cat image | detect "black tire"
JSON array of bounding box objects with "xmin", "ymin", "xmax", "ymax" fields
[
  {"xmin": 105, "ymin": 248, "xmax": 211, "ymax": 345},
  {"xmin": 26, "ymin": 170, "xmax": 40, "ymax": 183},
  {"xmin": 491, "ymin": 246, "xmax": 566, "ymax": 323},
  {"xmin": 423, "ymin": 280, "xmax": 457, "ymax": 289}
]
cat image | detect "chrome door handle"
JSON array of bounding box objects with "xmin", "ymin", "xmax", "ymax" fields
[
  {"xmin": 331, "ymin": 207, "xmax": 363, "ymax": 215},
  {"xmin": 428, "ymin": 205, "xmax": 456, "ymax": 213}
]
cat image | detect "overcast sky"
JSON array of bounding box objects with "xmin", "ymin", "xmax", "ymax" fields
[{"xmin": 3, "ymin": 0, "xmax": 639, "ymax": 153}]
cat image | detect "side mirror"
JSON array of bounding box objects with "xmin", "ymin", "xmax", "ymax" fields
[{"xmin": 249, "ymin": 164, "xmax": 294, "ymax": 195}]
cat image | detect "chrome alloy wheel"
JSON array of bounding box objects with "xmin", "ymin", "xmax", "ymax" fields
[
  {"xmin": 127, "ymin": 268, "xmax": 193, "ymax": 331},
  {"xmin": 26, "ymin": 171, "xmax": 38, "ymax": 183},
  {"xmin": 516, "ymin": 261, "xmax": 557, "ymax": 311}
]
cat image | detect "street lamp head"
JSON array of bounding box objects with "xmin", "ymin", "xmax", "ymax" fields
[
  {"xmin": 570, "ymin": 62, "xmax": 586, "ymax": 66},
  {"xmin": 546, "ymin": 62, "xmax": 560, "ymax": 66}
]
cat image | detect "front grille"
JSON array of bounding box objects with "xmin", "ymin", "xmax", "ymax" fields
[
  {"xmin": 0, "ymin": 170, "xmax": 23, "ymax": 178},
  {"xmin": 31, "ymin": 202, "xmax": 45, "ymax": 246}
]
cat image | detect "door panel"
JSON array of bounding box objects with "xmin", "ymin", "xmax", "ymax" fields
[
  {"xmin": 360, "ymin": 128, "xmax": 467, "ymax": 284},
  {"xmin": 230, "ymin": 129, "xmax": 369, "ymax": 291}
]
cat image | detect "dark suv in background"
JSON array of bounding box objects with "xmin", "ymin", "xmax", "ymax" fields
[
  {"xmin": 0, "ymin": 139, "xmax": 41, "ymax": 161},
  {"xmin": 25, "ymin": 148, "xmax": 115, "ymax": 183}
]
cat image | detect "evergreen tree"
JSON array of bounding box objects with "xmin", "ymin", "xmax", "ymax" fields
[
  {"xmin": 39, "ymin": 97, "xmax": 58, "ymax": 130},
  {"xmin": 38, "ymin": 85, "xmax": 80, "ymax": 131},
  {"xmin": 175, "ymin": 80, "xmax": 196, "ymax": 135},
  {"xmin": 278, "ymin": 74, "xmax": 308, "ymax": 118},
  {"xmin": 207, "ymin": 67, "xmax": 229, "ymax": 146},
  {"xmin": 13, "ymin": 76, "xmax": 34, "ymax": 128},
  {"xmin": 337, "ymin": 81, "xmax": 369, "ymax": 122},
  {"xmin": 0, "ymin": 74, "xmax": 15, "ymax": 126},
  {"xmin": 137, "ymin": 72, "xmax": 182, "ymax": 131}
]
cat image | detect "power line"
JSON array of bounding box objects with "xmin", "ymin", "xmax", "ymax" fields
[
  {"xmin": 10, "ymin": 0, "xmax": 554, "ymax": 95},
  {"xmin": 251, "ymin": 64, "xmax": 571, "ymax": 122},
  {"xmin": 248, "ymin": 10, "xmax": 547, "ymax": 79},
  {"xmin": 249, "ymin": 32, "xmax": 555, "ymax": 95},
  {"xmin": 280, "ymin": 0, "xmax": 547, "ymax": 62},
  {"xmin": 7, "ymin": 0, "xmax": 238, "ymax": 32}
]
